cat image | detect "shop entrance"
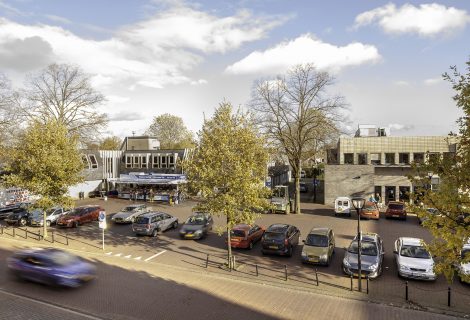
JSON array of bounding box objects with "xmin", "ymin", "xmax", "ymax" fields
[
  {"xmin": 385, "ymin": 186, "xmax": 396, "ymax": 203},
  {"xmin": 399, "ymin": 186, "xmax": 410, "ymax": 202}
]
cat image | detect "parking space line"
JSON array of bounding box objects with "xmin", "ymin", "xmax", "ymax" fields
[
  {"xmin": 134, "ymin": 256, "xmax": 142, "ymax": 260},
  {"xmin": 124, "ymin": 255, "xmax": 131, "ymax": 259},
  {"xmin": 105, "ymin": 252, "xmax": 112, "ymax": 255},
  {"xmin": 114, "ymin": 253, "xmax": 122, "ymax": 257},
  {"xmin": 144, "ymin": 250, "xmax": 167, "ymax": 262}
]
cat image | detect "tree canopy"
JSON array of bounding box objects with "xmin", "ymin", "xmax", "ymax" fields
[
  {"xmin": 99, "ymin": 136, "xmax": 122, "ymax": 150},
  {"xmin": 183, "ymin": 103, "xmax": 271, "ymax": 268},
  {"xmin": 408, "ymin": 58, "xmax": 470, "ymax": 283},
  {"xmin": 251, "ymin": 64, "xmax": 344, "ymax": 213},
  {"xmin": 146, "ymin": 113, "xmax": 195, "ymax": 149}
]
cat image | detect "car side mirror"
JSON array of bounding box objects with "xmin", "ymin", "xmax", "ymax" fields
[{"xmin": 393, "ymin": 250, "xmax": 398, "ymax": 254}]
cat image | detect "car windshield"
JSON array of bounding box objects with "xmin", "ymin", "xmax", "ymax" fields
[
  {"xmin": 231, "ymin": 230, "xmax": 246, "ymax": 238},
  {"xmin": 388, "ymin": 204, "xmax": 404, "ymax": 210},
  {"xmin": 185, "ymin": 216, "xmax": 206, "ymax": 225},
  {"xmin": 348, "ymin": 241, "xmax": 378, "ymax": 256},
  {"xmin": 123, "ymin": 206, "xmax": 137, "ymax": 212},
  {"xmin": 364, "ymin": 204, "xmax": 377, "ymax": 211},
  {"xmin": 400, "ymin": 245, "xmax": 431, "ymax": 259},
  {"xmin": 48, "ymin": 250, "xmax": 80, "ymax": 266},
  {"xmin": 31, "ymin": 210, "xmax": 43, "ymax": 218},
  {"xmin": 46, "ymin": 208, "xmax": 56, "ymax": 215},
  {"xmin": 264, "ymin": 232, "xmax": 284, "ymax": 241},
  {"xmin": 305, "ymin": 234, "xmax": 328, "ymax": 247},
  {"xmin": 273, "ymin": 188, "xmax": 286, "ymax": 198},
  {"xmin": 135, "ymin": 216, "xmax": 149, "ymax": 224}
]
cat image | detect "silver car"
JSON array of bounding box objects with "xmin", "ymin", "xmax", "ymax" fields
[
  {"xmin": 458, "ymin": 242, "xmax": 470, "ymax": 283},
  {"xmin": 394, "ymin": 237, "xmax": 436, "ymax": 281},
  {"xmin": 45, "ymin": 207, "xmax": 67, "ymax": 226},
  {"xmin": 112, "ymin": 204, "xmax": 148, "ymax": 224},
  {"xmin": 132, "ymin": 212, "xmax": 178, "ymax": 237},
  {"xmin": 342, "ymin": 232, "xmax": 384, "ymax": 279}
]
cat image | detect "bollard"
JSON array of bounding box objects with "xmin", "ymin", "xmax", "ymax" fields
[
  {"xmin": 315, "ymin": 268, "xmax": 319, "ymax": 286},
  {"xmin": 350, "ymin": 274, "xmax": 353, "ymax": 291},
  {"xmin": 51, "ymin": 230, "xmax": 54, "ymax": 243},
  {"xmin": 1, "ymin": 225, "xmax": 3, "ymax": 234},
  {"xmin": 25, "ymin": 227, "xmax": 28, "ymax": 239},
  {"xmin": 284, "ymin": 265, "xmax": 288, "ymax": 281},
  {"xmin": 366, "ymin": 276, "xmax": 369, "ymax": 294},
  {"xmin": 13, "ymin": 227, "xmax": 15, "ymax": 237},
  {"xmin": 66, "ymin": 233, "xmax": 69, "ymax": 245},
  {"xmin": 233, "ymin": 256, "xmax": 236, "ymax": 270},
  {"xmin": 255, "ymin": 264, "xmax": 259, "ymax": 276},
  {"xmin": 205, "ymin": 254, "xmax": 209, "ymax": 268},
  {"xmin": 448, "ymin": 287, "xmax": 451, "ymax": 307},
  {"xmin": 405, "ymin": 281, "xmax": 409, "ymax": 301}
]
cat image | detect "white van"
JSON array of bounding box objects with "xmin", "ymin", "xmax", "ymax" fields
[{"xmin": 334, "ymin": 197, "xmax": 352, "ymax": 217}]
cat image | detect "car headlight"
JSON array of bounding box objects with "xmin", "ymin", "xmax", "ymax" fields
[
  {"xmin": 320, "ymin": 254, "xmax": 328, "ymax": 261},
  {"xmin": 368, "ymin": 263, "xmax": 378, "ymax": 271},
  {"xmin": 179, "ymin": 229, "xmax": 186, "ymax": 234},
  {"xmin": 343, "ymin": 259, "xmax": 350, "ymax": 267},
  {"xmin": 194, "ymin": 230, "xmax": 202, "ymax": 234},
  {"xmin": 399, "ymin": 264, "xmax": 410, "ymax": 271},
  {"xmin": 427, "ymin": 267, "xmax": 434, "ymax": 273},
  {"xmin": 301, "ymin": 251, "xmax": 307, "ymax": 258}
]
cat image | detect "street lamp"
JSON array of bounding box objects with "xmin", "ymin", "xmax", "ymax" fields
[
  {"xmin": 427, "ymin": 171, "xmax": 434, "ymax": 191},
  {"xmin": 351, "ymin": 197, "xmax": 365, "ymax": 292}
]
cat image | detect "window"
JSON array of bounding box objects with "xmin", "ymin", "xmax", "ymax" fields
[
  {"xmin": 413, "ymin": 153, "xmax": 424, "ymax": 164},
  {"xmin": 398, "ymin": 153, "xmax": 409, "ymax": 164},
  {"xmin": 384, "ymin": 153, "xmax": 395, "ymax": 165},
  {"xmin": 81, "ymin": 155, "xmax": 90, "ymax": 169},
  {"xmin": 428, "ymin": 153, "xmax": 440, "ymax": 163},
  {"xmin": 169, "ymin": 155, "xmax": 175, "ymax": 165},
  {"xmin": 443, "ymin": 152, "xmax": 455, "ymax": 162},
  {"xmin": 357, "ymin": 153, "xmax": 367, "ymax": 165},
  {"xmin": 161, "ymin": 155, "xmax": 167, "ymax": 168},
  {"xmin": 344, "ymin": 153, "xmax": 354, "ymax": 164},
  {"xmin": 141, "ymin": 156, "xmax": 147, "ymax": 168},
  {"xmin": 133, "ymin": 156, "xmax": 139, "ymax": 168},
  {"xmin": 126, "ymin": 156, "xmax": 132, "ymax": 168},
  {"xmin": 88, "ymin": 154, "xmax": 98, "ymax": 169},
  {"xmin": 370, "ymin": 153, "xmax": 381, "ymax": 165},
  {"xmin": 152, "ymin": 155, "xmax": 159, "ymax": 168}
]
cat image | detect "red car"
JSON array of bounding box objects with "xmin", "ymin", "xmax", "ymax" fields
[
  {"xmin": 57, "ymin": 205, "xmax": 103, "ymax": 228},
  {"xmin": 385, "ymin": 201, "xmax": 407, "ymax": 220},
  {"xmin": 229, "ymin": 224, "xmax": 265, "ymax": 249}
]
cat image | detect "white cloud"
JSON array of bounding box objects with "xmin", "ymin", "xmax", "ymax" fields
[
  {"xmin": 190, "ymin": 79, "xmax": 208, "ymax": 85},
  {"xmin": 354, "ymin": 3, "xmax": 470, "ymax": 37},
  {"xmin": 44, "ymin": 14, "xmax": 71, "ymax": 24},
  {"xmin": 393, "ymin": 80, "xmax": 410, "ymax": 86},
  {"xmin": 0, "ymin": 6, "xmax": 284, "ymax": 89},
  {"xmin": 225, "ymin": 34, "xmax": 381, "ymax": 75},
  {"xmin": 389, "ymin": 123, "xmax": 414, "ymax": 131},
  {"xmin": 108, "ymin": 111, "xmax": 145, "ymax": 122},
  {"xmin": 424, "ymin": 77, "xmax": 442, "ymax": 85},
  {"xmin": 106, "ymin": 95, "xmax": 131, "ymax": 104}
]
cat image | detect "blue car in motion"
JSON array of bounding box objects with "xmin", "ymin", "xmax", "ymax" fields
[{"xmin": 7, "ymin": 248, "xmax": 96, "ymax": 288}]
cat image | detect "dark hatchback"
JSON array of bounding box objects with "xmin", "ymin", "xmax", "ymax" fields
[
  {"xmin": 4, "ymin": 203, "xmax": 34, "ymax": 226},
  {"xmin": 261, "ymin": 224, "xmax": 300, "ymax": 257},
  {"xmin": 179, "ymin": 213, "xmax": 213, "ymax": 240}
]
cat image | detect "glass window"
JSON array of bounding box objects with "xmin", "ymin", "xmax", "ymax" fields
[
  {"xmin": 81, "ymin": 155, "xmax": 90, "ymax": 169},
  {"xmin": 399, "ymin": 153, "xmax": 409, "ymax": 164},
  {"xmin": 152, "ymin": 155, "xmax": 159, "ymax": 168},
  {"xmin": 370, "ymin": 153, "xmax": 381, "ymax": 165},
  {"xmin": 385, "ymin": 153, "xmax": 395, "ymax": 164},
  {"xmin": 88, "ymin": 154, "xmax": 98, "ymax": 169},
  {"xmin": 428, "ymin": 153, "xmax": 440, "ymax": 163},
  {"xmin": 141, "ymin": 156, "xmax": 147, "ymax": 168},
  {"xmin": 400, "ymin": 245, "xmax": 431, "ymax": 259},
  {"xmin": 413, "ymin": 153, "xmax": 424, "ymax": 164},
  {"xmin": 133, "ymin": 156, "xmax": 139, "ymax": 168},
  {"xmin": 126, "ymin": 156, "xmax": 132, "ymax": 168},
  {"xmin": 348, "ymin": 241, "xmax": 378, "ymax": 256},
  {"xmin": 231, "ymin": 230, "xmax": 246, "ymax": 238},
  {"xmin": 305, "ymin": 234, "xmax": 329, "ymax": 247},
  {"xmin": 169, "ymin": 155, "xmax": 174, "ymax": 164},
  {"xmin": 344, "ymin": 153, "xmax": 353, "ymax": 164},
  {"xmin": 357, "ymin": 153, "xmax": 367, "ymax": 165}
]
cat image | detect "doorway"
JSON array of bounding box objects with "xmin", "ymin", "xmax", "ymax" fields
[
  {"xmin": 385, "ymin": 186, "xmax": 396, "ymax": 203},
  {"xmin": 399, "ymin": 186, "xmax": 410, "ymax": 203}
]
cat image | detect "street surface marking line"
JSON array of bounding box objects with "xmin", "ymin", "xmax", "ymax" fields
[
  {"xmin": 105, "ymin": 252, "xmax": 112, "ymax": 255},
  {"xmin": 114, "ymin": 253, "xmax": 122, "ymax": 257},
  {"xmin": 0, "ymin": 288, "xmax": 104, "ymax": 320},
  {"xmin": 134, "ymin": 256, "xmax": 142, "ymax": 260},
  {"xmin": 144, "ymin": 250, "xmax": 167, "ymax": 262},
  {"xmin": 124, "ymin": 255, "xmax": 131, "ymax": 258}
]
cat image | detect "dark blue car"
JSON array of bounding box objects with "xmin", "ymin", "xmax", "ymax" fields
[{"xmin": 7, "ymin": 248, "xmax": 96, "ymax": 288}]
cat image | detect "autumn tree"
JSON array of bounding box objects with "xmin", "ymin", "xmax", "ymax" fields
[
  {"xmin": 99, "ymin": 136, "xmax": 122, "ymax": 150},
  {"xmin": 2, "ymin": 120, "xmax": 84, "ymax": 237},
  {"xmin": 183, "ymin": 103, "xmax": 271, "ymax": 269},
  {"xmin": 0, "ymin": 74, "xmax": 21, "ymax": 148},
  {"xmin": 146, "ymin": 113, "xmax": 195, "ymax": 149},
  {"xmin": 408, "ymin": 58, "xmax": 470, "ymax": 283},
  {"xmin": 21, "ymin": 63, "xmax": 107, "ymax": 144},
  {"xmin": 251, "ymin": 64, "xmax": 344, "ymax": 213}
]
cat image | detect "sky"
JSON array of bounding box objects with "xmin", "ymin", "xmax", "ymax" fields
[{"xmin": 0, "ymin": 0, "xmax": 469, "ymax": 138}]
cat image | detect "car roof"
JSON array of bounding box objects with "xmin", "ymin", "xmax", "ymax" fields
[
  {"xmin": 335, "ymin": 197, "xmax": 350, "ymax": 201},
  {"xmin": 141, "ymin": 211, "xmax": 166, "ymax": 217},
  {"xmin": 354, "ymin": 232, "xmax": 378, "ymax": 242},
  {"xmin": 388, "ymin": 201, "xmax": 404, "ymax": 205},
  {"xmin": 400, "ymin": 237, "xmax": 424, "ymax": 246},
  {"xmin": 308, "ymin": 227, "xmax": 330, "ymax": 236},
  {"xmin": 266, "ymin": 224, "xmax": 290, "ymax": 232},
  {"xmin": 126, "ymin": 204, "xmax": 145, "ymax": 208},
  {"xmin": 233, "ymin": 224, "xmax": 252, "ymax": 231}
]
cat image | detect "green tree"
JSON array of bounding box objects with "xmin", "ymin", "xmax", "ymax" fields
[
  {"xmin": 99, "ymin": 136, "xmax": 122, "ymax": 150},
  {"xmin": 183, "ymin": 103, "xmax": 271, "ymax": 269},
  {"xmin": 408, "ymin": 59, "xmax": 470, "ymax": 283},
  {"xmin": 146, "ymin": 113, "xmax": 195, "ymax": 149},
  {"xmin": 2, "ymin": 120, "xmax": 84, "ymax": 237},
  {"xmin": 251, "ymin": 64, "xmax": 344, "ymax": 213}
]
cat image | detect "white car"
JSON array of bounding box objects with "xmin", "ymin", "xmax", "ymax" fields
[
  {"xmin": 46, "ymin": 207, "xmax": 67, "ymax": 226},
  {"xmin": 394, "ymin": 237, "xmax": 436, "ymax": 281},
  {"xmin": 111, "ymin": 204, "xmax": 148, "ymax": 224},
  {"xmin": 459, "ymin": 242, "xmax": 470, "ymax": 283}
]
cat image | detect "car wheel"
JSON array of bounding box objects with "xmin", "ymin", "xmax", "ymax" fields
[
  {"xmin": 172, "ymin": 221, "xmax": 178, "ymax": 229},
  {"xmin": 249, "ymin": 241, "xmax": 254, "ymax": 250},
  {"xmin": 46, "ymin": 220, "xmax": 51, "ymax": 227},
  {"xmin": 19, "ymin": 218, "xmax": 27, "ymax": 227},
  {"xmin": 73, "ymin": 221, "xmax": 79, "ymax": 228},
  {"xmin": 151, "ymin": 229, "xmax": 158, "ymax": 237},
  {"xmin": 287, "ymin": 246, "xmax": 293, "ymax": 257}
]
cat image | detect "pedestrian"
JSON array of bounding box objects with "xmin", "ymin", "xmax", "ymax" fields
[
  {"xmin": 149, "ymin": 188, "xmax": 154, "ymax": 203},
  {"xmin": 143, "ymin": 189, "xmax": 147, "ymax": 202}
]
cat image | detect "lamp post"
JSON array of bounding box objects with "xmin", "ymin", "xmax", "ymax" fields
[
  {"xmin": 427, "ymin": 171, "xmax": 434, "ymax": 191},
  {"xmin": 352, "ymin": 197, "xmax": 365, "ymax": 292}
]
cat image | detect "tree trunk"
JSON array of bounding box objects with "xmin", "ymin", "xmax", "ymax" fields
[
  {"xmin": 313, "ymin": 171, "xmax": 317, "ymax": 203},
  {"xmin": 226, "ymin": 220, "xmax": 232, "ymax": 269},
  {"xmin": 43, "ymin": 211, "xmax": 48, "ymax": 238},
  {"xmin": 295, "ymin": 175, "xmax": 301, "ymax": 214}
]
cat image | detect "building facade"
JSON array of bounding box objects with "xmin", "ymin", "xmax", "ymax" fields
[{"xmin": 324, "ymin": 125, "xmax": 458, "ymax": 205}]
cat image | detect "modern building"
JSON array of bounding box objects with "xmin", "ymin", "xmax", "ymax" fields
[{"xmin": 324, "ymin": 124, "xmax": 458, "ymax": 205}]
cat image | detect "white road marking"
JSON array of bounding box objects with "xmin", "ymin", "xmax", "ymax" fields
[
  {"xmin": 134, "ymin": 256, "xmax": 142, "ymax": 260},
  {"xmin": 144, "ymin": 250, "xmax": 167, "ymax": 262},
  {"xmin": 105, "ymin": 252, "xmax": 112, "ymax": 255},
  {"xmin": 124, "ymin": 255, "xmax": 131, "ymax": 259},
  {"xmin": 114, "ymin": 253, "xmax": 122, "ymax": 257}
]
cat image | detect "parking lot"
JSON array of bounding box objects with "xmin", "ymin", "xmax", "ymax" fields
[{"xmin": 1, "ymin": 188, "xmax": 470, "ymax": 315}]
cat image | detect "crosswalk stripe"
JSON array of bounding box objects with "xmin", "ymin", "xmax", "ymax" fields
[
  {"xmin": 134, "ymin": 256, "xmax": 142, "ymax": 260},
  {"xmin": 124, "ymin": 255, "xmax": 131, "ymax": 258},
  {"xmin": 114, "ymin": 253, "xmax": 122, "ymax": 257},
  {"xmin": 105, "ymin": 252, "xmax": 112, "ymax": 255}
]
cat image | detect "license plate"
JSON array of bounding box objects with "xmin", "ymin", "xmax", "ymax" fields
[
  {"xmin": 269, "ymin": 245, "xmax": 278, "ymax": 249},
  {"xmin": 135, "ymin": 228, "xmax": 143, "ymax": 231},
  {"xmin": 184, "ymin": 234, "xmax": 194, "ymax": 238},
  {"xmin": 393, "ymin": 215, "xmax": 399, "ymax": 218},
  {"xmin": 232, "ymin": 238, "xmax": 240, "ymax": 242},
  {"xmin": 309, "ymin": 258, "xmax": 319, "ymax": 262}
]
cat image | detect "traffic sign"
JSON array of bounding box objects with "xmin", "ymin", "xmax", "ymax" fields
[{"xmin": 98, "ymin": 211, "xmax": 107, "ymax": 229}]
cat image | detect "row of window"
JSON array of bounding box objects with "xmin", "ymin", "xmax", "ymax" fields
[
  {"xmin": 343, "ymin": 152, "xmax": 453, "ymax": 165},
  {"xmin": 124, "ymin": 154, "xmax": 176, "ymax": 169},
  {"xmin": 82, "ymin": 154, "xmax": 98, "ymax": 169}
]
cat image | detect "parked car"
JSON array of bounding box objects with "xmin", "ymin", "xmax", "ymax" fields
[
  {"xmin": 88, "ymin": 190, "xmax": 102, "ymax": 198},
  {"xmin": 111, "ymin": 204, "xmax": 148, "ymax": 224},
  {"xmin": 334, "ymin": 197, "xmax": 352, "ymax": 217},
  {"xmin": 385, "ymin": 201, "xmax": 407, "ymax": 220},
  {"xmin": 0, "ymin": 202, "xmax": 22, "ymax": 219},
  {"xmin": 56, "ymin": 205, "xmax": 102, "ymax": 228},
  {"xmin": 4, "ymin": 203, "xmax": 34, "ymax": 226},
  {"xmin": 418, "ymin": 208, "xmax": 441, "ymax": 225},
  {"xmin": 261, "ymin": 224, "xmax": 300, "ymax": 257},
  {"xmin": 229, "ymin": 224, "xmax": 265, "ymax": 249},
  {"xmin": 458, "ymin": 241, "xmax": 470, "ymax": 283},
  {"xmin": 7, "ymin": 248, "xmax": 95, "ymax": 288},
  {"xmin": 394, "ymin": 237, "xmax": 436, "ymax": 281},
  {"xmin": 132, "ymin": 212, "xmax": 178, "ymax": 237},
  {"xmin": 179, "ymin": 213, "xmax": 213, "ymax": 240},
  {"xmin": 301, "ymin": 227, "xmax": 335, "ymax": 266},
  {"xmin": 342, "ymin": 232, "xmax": 384, "ymax": 279},
  {"xmin": 22, "ymin": 206, "xmax": 67, "ymax": 227},
  {"xmin": 299, "ymin": 182, "xmax": 308, "ymax": 193},
  {"xmin": 360, "ymin": 201, "xmax": 380, "ymax": 220}
]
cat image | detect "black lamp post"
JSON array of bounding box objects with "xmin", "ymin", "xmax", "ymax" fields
[{"xmin": 352, "ymin": 197, "xmax": 365, "ymax": 291}]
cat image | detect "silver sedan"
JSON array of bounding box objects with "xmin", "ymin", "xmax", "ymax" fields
[{"xmin": 111, "ymin": 204, "xmax": 148, "ymax": 224}]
